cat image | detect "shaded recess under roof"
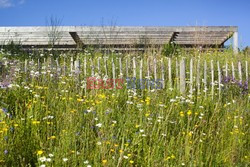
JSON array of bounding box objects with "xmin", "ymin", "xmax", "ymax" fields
[{"xmin": 0, "ymin": 26, "xmax": 238, "ymax": 53}]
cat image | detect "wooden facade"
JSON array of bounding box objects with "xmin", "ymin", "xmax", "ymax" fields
[{"xmin": 0, "ymin": 26, "xmax": 238, "ymax": 53}]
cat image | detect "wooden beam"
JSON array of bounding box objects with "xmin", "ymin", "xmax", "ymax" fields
[
  {"xmin": 69, "ymin": 32, "xmax": 84, "ymax": 48},
  {"xmin": 170, "ymin": 32, "xmax": 179, "ymax": 43}
]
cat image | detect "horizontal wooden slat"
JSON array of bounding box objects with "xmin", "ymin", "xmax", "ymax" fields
[
  {"xmin": 175, "ymin": 41, "xmax": 223, "ymax": 45},
  {"xmin": 0, "ymin": 26, "xmax": 238, "ymax": 32},
  {"xmin": 0, "ymin": 41, "xmax": 75, "ymax": 45},
  {"xmin": 175, "ymin": 37, "xmax": 226, "ymax": 42},
  {"xmin": 82, "ymin": 40, "xmax": 169, "ymax": 45}
]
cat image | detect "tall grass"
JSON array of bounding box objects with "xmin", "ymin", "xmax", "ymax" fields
[{"xmin": 0, "ymin": 50, "xmax": 249, "ymax": 167}]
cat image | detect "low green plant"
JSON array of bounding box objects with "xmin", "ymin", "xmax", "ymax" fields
[{"xmin": 162, "ymin": 42, "xmax": 182, "ymax": 57}]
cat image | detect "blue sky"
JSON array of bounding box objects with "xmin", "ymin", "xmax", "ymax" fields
[{"xmin": 0, "ymin": 0, "xmax": 249, "ymax": 48}]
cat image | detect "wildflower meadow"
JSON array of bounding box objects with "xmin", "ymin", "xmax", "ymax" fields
[{"xmin": 0, "ymin": 49, "xmax": 249, "ymax": 167}]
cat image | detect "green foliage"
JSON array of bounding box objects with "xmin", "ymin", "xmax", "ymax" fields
[
  {"xmin": 162, "ymin": 42, "xmax": 182, "ymax": 57},
  {"xmin": 3, "ymin": 41, "xmax": 23, "ymax": 55}
]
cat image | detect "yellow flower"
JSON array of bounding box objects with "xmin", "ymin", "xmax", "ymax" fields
[
  {"xmin": 37, "ymin": 150, "xmax": 43, "ymax": 155},
  {"xmin": 187, "ymin": 110, "xmax": 192, "ymax": 116},
  {"xmin": 14, "ymin": 124, "xmax": 19, "ymax": 127},
  {"xmin": 98, "ymin": 94, "xmax": 106, "ymax": 99},
  {"xmin": 70, "ymin": 109, "xmax": 76, "ymax": 113},
  {"xmin": 77, "ymin": 98, "xmax": 84, "ymax": 102},
  {"xmin": 32, "ymin": 121, "xmax": 40, "ymax": 125},
  {"xmin": 102, "ymin": 159, "xmax": 107, "ymax": 164},
  {"xmin": 179, "ymin": 111, "xmax": 184, "ymax": 117},
  {"xmin": 119, "ymin": 150, "xmax": 123, "ymax": 153},
  {"xmin": 171, "ymin": 155, "xmax": 175, "ymax": 159},
  {"xmin": 2, "ymin": 128, "xmax": 8, "ymax": 132},
  {"xmin": 48, "ymin": 136, "xmax": 56, "ymax": 139},
  {"xmin": 129, "ymin": 160, "xmax": 134, "ymax": 164}
]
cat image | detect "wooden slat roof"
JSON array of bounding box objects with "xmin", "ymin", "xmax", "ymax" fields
[{"xmin": 0, "ymin": 26, "xmax": 237, "ymax": 49}]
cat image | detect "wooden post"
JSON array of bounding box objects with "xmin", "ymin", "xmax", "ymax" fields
[
  {"xmin": 133, "ymin": 57, "xmax": 136, "ymax": 78},
  {"xmin": 140, "ymin": 58, "xmax": 143, "ymax": 89},
  {"xmin": 104, "ymin": 57, "xmax": 108, "ymax": 77},
  {"xmin": 189, "ymin": 59, "xmax": 193, "ymax": 95},
  {"xmin": 147, "ymin": 57, "xmax": 150, "ymax": 79},
  {"xmin": 180, "ymin": 58, "xmax": 186, "ymax": 94},
  {"xmin": 246, "ymin": 61, "xmax": 249, "ymax": 81},
  {"xmin": 43, "ymin": 58, "xmax": 46, "ymax": 72},
  {"xmin": 90, "ymin": 58, "xmax": 94, "ymax": 77},
  {"xmin": 204, "ymin": 60, "xmax": 207, "ymax": 94},
  {"xmin": 225, "ymin": 61, "xmax": 228, "ymax": 78},
  {"xmin": 147, "ymin": 57, "xmax": 150, "ymax": 89},
  {"xmin": 97, "ymin": 57, "xmax": 100, "ymax": 76},
  {"xmin": 232, "ymin": 62, "xmax": 235, "ymax": 80},
  {"xmin": 211, "ymin": 60, "xmax": 214, "ymax": 98},
  {"xmin": 168, "ymin": 58, "xmax": 172, "ymax": 89},
  {"xmin": 70, "ymin": 57, "xmax": 74, "ymax": 74},
  {"xmin": 74, "ymin": 59, "xmax": 80, "ymax": 77},
  {"xmin": 84, "ymin": 56, "xmax": 87, "ymax": 77},
  {"xmin": 126, "ymin": 57, "xmax": 128, "ymax": 78},
  {"xmin": 112, "ymin": 58, "xmax": 116, "ymax": 88},
  {"xmin": 154, "ymin": 58, "xmax": 157, "ymax": 82},
  {"xmin": 238, "ymin": 61, "xmax": 242, "ymax": 83},
  {"xmin": 119, "ymin": 57, "xmax": 122, "ymax": 78},
  {"xmin": 63, "ymin": 57, "xmax": 66, "ymax": 76},
  {"xmin": 49, "ymin": 57, "xmax": 53, "ymax": 73},
  {"xmin": 196, "ymin": 59, "xmax": 200, "ymax": 94},
  {"xmin": 161, "ymin": 58, "xmax": 165, "ymax": 89},
  {"xmin": 217, "ymin": 61, "xmax": 221, "ymax": 95},
  {"xmin": 56, "ymin": 58, "xmax": 61, "ymax": 75},
  {"xmin": 176, "ymin": 58, "xmax": 179, "ymax": 89}
]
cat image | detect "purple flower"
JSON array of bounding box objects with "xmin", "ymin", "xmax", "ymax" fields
[
  {"xmin": 2, "ymin": 108, "xmax": 8, "ymax": 114},
  {"xmin": 4, "ymin": 150, "xmax": 8, "ymax": 154}
]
